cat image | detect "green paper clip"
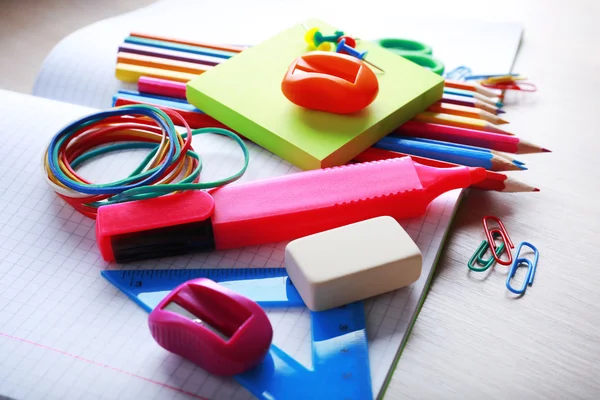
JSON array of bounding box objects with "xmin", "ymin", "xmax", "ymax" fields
[{"xmin": 468, "ymin": 234, "xmax": 505, "ymax": 272}]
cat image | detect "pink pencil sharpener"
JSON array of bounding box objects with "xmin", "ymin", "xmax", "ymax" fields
[{"xmin": 148, "ymin": 278, "xmax": 273, "ymax": 376}]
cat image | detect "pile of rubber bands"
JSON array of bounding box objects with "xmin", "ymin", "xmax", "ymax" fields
[{"xmin": 42, "ymin": 104, "xmax": 249, "ymax": 219}]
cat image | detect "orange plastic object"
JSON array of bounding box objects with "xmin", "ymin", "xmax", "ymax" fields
[{"xmin": 281, "ymin": 51, "xmax": 379, "ymax": 114}]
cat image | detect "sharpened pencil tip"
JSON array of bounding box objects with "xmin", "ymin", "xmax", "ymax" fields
[
  {"xmin": 542, "ymin": 148, "xmax": 552, "ymax": 153},
  {"xmin": 533, "ymin": 188, "xmax": 540, "ymax": 192},
  {"xmin": 497, "ymin": 109, "xmax": 506, "ymax": 114},
  {"xmin": 515, "ymin": 162, "xmax": 527, "ymax": 170}
]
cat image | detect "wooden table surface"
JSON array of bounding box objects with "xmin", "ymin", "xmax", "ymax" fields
[{"xmin": 386, "ymin": 0, "xmax": 600, "ymax": 399}]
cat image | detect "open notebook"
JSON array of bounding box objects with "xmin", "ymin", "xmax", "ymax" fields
[
  {"xmin": 0, "ymin": 89, "xmax": 463, "ymax": 400},
  {"xmin": 0, "ymin": 1, "xmax": 523, "ymax": 399}
]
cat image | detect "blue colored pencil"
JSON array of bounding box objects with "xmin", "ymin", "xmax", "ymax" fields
[
  {"xmin": 443, "ymin": 88, "xmax": 504, "ymax": 108},
  {"xmin": 392, "ymin": 136, "xmax": 525, "ymax": 169},
  {"xmin": 113, "ymin": 90, "xmax": 202, "ymax": 113},
  {"xmin": 117, "ymin": 89, "xmax": 189, "ymax": 105},
  {"xmin": 374, "ymin": 136, "xmax": 525, "ymax": 171}
]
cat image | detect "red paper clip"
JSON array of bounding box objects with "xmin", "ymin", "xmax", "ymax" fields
[
  {"xmin": 482, "ymin": 216, "xmax": 514, "ymax": 265},
  {"xmin": 481, "ymin": 81, "xmax": 537, "ymax": 92}
]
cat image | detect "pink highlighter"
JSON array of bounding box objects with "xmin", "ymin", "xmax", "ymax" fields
[
  {"xmin": 148, "ymin": 278, "xmax": 273, "ymax": 376},
  {"xmin": 96, "ymin": 157, "xmax": 485, "ymax": 263}
]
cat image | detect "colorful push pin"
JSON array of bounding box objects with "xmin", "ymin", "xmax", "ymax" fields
[
  {"xmin": 336, "ymin": 38, "xmax": 384, "ymax": 72},
  {"xmin": 304, "ymin": 28, "xmax": 331, "ymax": 50},
  {"xmin": 304, "ymin": 27, "xmax": 344, "ymax": 51},
  {"xmin": 319, "ymin": 30, "xmax": 345, "ymax": 44},
  {"xmin": 336, "ymin": 38, "xmax": 367, "ymax": 59},
  {"xmin": 336, "ymin": 35, "xmax": 357, "ymax": 54}
]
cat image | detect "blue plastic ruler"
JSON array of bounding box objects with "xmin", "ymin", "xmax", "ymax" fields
[{"xmin": 102, "ymin": 268, "xmax": 373, "ymax": 400}]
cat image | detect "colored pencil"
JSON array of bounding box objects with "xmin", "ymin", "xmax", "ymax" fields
[
  {"xmin": 124, "ymin": 36, "xmax": 236, "ymax": 59},
  {"xmin": 119, "ymin": 43, "xmax": 225, "ymax": 66},
  {"xmin": 398, "ymin": 136, "xmax": 526, "ymax": 168},
  {"xmin": 353, "ymin": 148, "xmax": 539, "ymax": 192},
  {"xmin": 112, "ymin": 91, "xmax": 229, "ymax": 130},
  {"xmin": 117, "ymin": 89, "xmax": 189, "ymax": 105},
  {"xmin": 444, "ymin": 79, "xmax": 501, "ymax": 98},
  {"xmin": 138, "ymin": 76, "xmax": 187, "ymax": 100},
  {"xmin": 426, "ymin": 102, "xmax": 507, "ymax": 125},
  {"xmin": 117, "ymin": 52, "xmax": 210, "ymax": 76},
  {"xmin": 374, "ymin": 136, "xmax": 524, "ymax": 171},
  {"xmin": 395, "ymin": 120, "xmax": 549, "ymax": 154},
  {"xmin": 116, "ymin": 63, "xmax": 197, "ymax": 83},
  {"xmin": 414, "ymin": 111, "xmax": 513, "ymax": 135},
  {"xmin": 441, "ymin": 93, "xmax": 503, "ymax": 114},
  {"xmin": 443, "ymin": 87, "xmax": 503, "ymax": 108},
  {"xmin": 129, "ymin": 32, "xmax": 246, "ymax": 53}
]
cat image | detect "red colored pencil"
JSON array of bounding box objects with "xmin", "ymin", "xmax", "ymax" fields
[
  {"xmin": 353, "ymin": 147, "xmax": 539, "ymax": 193},
  {"xmin": 395, "ymin": 120, "xmax": 549, "ymax": 154}
]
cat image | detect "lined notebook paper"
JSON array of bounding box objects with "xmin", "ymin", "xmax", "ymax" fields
[{"xmin": 0, "ymin": 90, "xmax": 464, "ymax": 400}]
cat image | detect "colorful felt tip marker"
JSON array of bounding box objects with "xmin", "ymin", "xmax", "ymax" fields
[
  {"xmin": 353, "ymin": 147, "xmax": 539, "ymax": 193},
  {"xmin": 96, "ymin": 157, "xmax": 485, "ymax": 263}
]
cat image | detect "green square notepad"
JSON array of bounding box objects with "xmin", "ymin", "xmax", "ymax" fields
[{"xmin": 186, "ymin": 18, "xmax": 444, "ymax": 170}]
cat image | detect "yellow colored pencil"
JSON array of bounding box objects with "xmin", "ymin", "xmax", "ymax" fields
[
  {"xmin": 413, "ymin": 112, "xmax": 514, "ymax": 135},
  {"xmin": 115, "ymin": 63, "xmax": 197, "ymax": 83},
  {"xmin": 427, "ymin": 102, "xmax": 508, "ymax": 125}
]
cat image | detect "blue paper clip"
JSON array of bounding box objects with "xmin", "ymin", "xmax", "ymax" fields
[
  {"xmin": 506, "ymin": 242, "xmax": 539, "ymax": 295},
  {"xmin": 444, "ymin": 65, "xmax": 472, "ymax": 81}
]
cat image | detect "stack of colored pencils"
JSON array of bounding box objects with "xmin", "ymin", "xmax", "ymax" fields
[{"xmin": 112, "ymin": 32, "xmax": 549, "ymax": 193}]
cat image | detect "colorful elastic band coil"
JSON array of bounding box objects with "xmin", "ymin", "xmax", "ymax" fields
[
  {"xmin": 506, "ymin": 241, "xmax": 539, "ymax": 295},
  {"xmin": 467, "ymin": 231, "xmax": 506, "ymax": 272},
  {"xmin": 42, "ymin": 104, "xmax": 249, "ymax": 219},
  {"xmin": 482, "ymin": 216, "xmax": 514, "ymax": 266}
]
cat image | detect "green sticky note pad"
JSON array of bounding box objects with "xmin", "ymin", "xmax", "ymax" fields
[{"xmin": 186, "ymin": 18, "xmax": 444, "ymax": 170}]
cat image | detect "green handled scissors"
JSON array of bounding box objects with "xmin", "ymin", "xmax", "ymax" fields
[{"xmin": 375, "ymin": 38, "xmax": 445, "ymax": 76}]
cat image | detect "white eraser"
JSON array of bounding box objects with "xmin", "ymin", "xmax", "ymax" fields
[{"xmin": 284, "ymin": 216, "xmax": 422, "ymax": 311}]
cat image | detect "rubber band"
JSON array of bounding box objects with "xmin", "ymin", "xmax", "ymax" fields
[{"xmin": 42, "ymin": 104, "xmax": 250, "ymax": 218}]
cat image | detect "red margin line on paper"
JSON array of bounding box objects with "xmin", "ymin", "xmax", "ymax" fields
[{"xmin": 0, "ymin": 332, "xmax": 208, "ymax": 399}]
